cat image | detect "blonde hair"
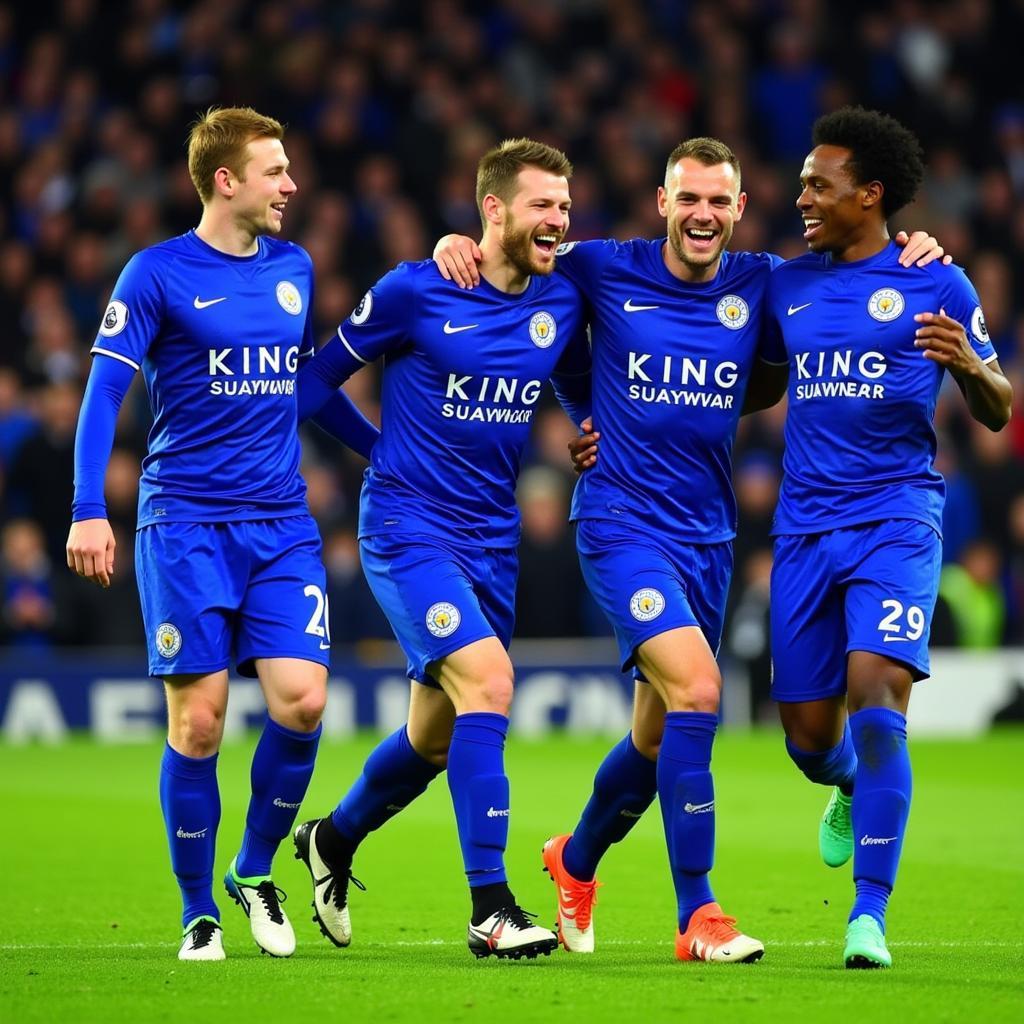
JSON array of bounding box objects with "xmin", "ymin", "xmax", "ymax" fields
[
  {"xmin": 475, "ymin": 138, "xmax": 573, "ymax": 228},
  {"xmin": 187, "ymin": 107, "xmax": 285, "ymax": 203}
]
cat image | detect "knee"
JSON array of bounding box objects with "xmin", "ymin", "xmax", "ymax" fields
[
  {"xmin": 464, "ymin": 673, "xmax": 514, "ymax": 716},
  {"xmin": 847, "ymin": 675, "xmax": 911, "ymax": 714},
  {"xmin": 276, "ymin": 688, "xmax": 327, "ymax": 733},
  {"xmin": 630, "ymin": 731, "xmax": 661, "ymax": 761},
  {"xmin": 170, "ymin": 704, "xmax": 224, "ymax": 758},
  {"xmin": 415, "ymin": 741, "xmax": 450, "ymax": 770},
  {"xmin": 662, "ymin": 673, "xmax": 721, "ymax": 714}
]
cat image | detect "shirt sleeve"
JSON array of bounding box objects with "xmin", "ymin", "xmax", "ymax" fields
[
  {"xmin": 71, "ymin": 354, "xmax": 137, "ymax": 521},
  {"xmin": 934, "ymin": 264, "xmax": 998, "ymax": 364},
  {"xmin": 90, "ymin": 249, "xmax": 165, "ymax": 369},
  {"xmin": 550, "ymin": 324, "xmax": 593, "ymax": 428},
  {"xmin": 553, "ymin": 240, "xmax": 618, "ymax": 298},
  {"xmin": 309, "ymin": 392, "xmax": 380, "ymax": 460}
]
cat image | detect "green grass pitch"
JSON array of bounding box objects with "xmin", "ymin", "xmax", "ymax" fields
[{"xmin": 3, "ymin": 730, "xmax": 1022, "ymax": 1023}]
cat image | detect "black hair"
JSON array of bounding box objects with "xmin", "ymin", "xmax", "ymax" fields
[{"xmin": 812, "ymin": 106, "xmax": 925, "ymax": 217}]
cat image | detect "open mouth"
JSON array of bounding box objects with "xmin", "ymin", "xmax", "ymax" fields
[
  {"xmin": 803, "ymin": 217, "xmax": 823, "ymax": 240},
  {"xmin": 533, "ymin": 233, "xmax": 559, "ymax": 255},
  {"xmin": 270, "ymin": 202, "xmax": 287, "ymax": 218},
  {"xmin": 684, "ymin": 227, "xmax": 718, "ymax": 248}
]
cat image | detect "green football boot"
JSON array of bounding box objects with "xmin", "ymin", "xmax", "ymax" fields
[
  {"xmin": 844, "ymin": 914, "xmax": 892, "ymax": 969},
  {"xmin": 819, "ymin": 786, "xmax": 854, "ymax": 867}
]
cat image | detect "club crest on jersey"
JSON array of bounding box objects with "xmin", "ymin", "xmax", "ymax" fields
[
  {"xmin": 276, "ymin": 281, "xmax": 302, "ymax": 315},
  {"xmin": 867, "ymin": 288, "xmax": 904, "ymax": 322},
  {"xmin": 156, "ymin": 622, "xmax": 182, "ymax": 658},
  {"xmin": 350, "ymin": 291, "xmax": 373, "ymax": 326},
  {"xmin": 99, "ymin": 300, "xmax": 129, "ymax": 337},
  {"xmin": 629, "ymin": 588, "xmax": 665, "ymax": 622},
  {"xmin": 529, "ymin": 311, "xmax": 556, "ymax": 348},
  {"xmin": 555, "ymin": 241, "xmax": 577, "ymax": 255},
  {"xmin": 425, "ymin": 602, "xmax": 461, "ymax": 638},
  {"xmin": 716, "ymin": 295, "xmax": 749, "ymax": 330},
  {"xmin": 971, "ymin": 306, "xmax": 989, "ymax": 343}
]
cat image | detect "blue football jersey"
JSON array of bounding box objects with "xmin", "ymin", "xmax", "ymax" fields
[
  {"xmin": 335, "ymin": 260, "xmax": 588, "ymax": 546},
  {"xmin": 768, "ymin": 241, "xmax": 997, "ymax": 536},
  {"xmin": 92, "ymin": 230, "xmax": 315, "ymax": 527},
  {"xmin": 555, "ymin": 240, "xmax": 784, "ymax": 543}
]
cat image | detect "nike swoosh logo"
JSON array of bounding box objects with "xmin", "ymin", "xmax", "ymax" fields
[
  {"xmin": 882, "ymin": 635, "xmax": 910, "ymax": 642},
  {"xmin": 319, "ymin": 642, "xmax": 330, "ymax": 650},
  {"xmin": 443, "ymin": 320, "xmax": 479, "ymax": 334},
  {"xmin": 623, "ymin": 299, "xmax": 660, "ymax": 312},
  {"xmin": 787, "ymin": 302, "xmax": 812, "ymax": 316},
  {"xmin": 194, "ymin": 296, "xmax": 227, "ymax": 309}
]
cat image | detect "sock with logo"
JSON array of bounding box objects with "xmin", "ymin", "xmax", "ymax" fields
[
  {"xmin": 563, "ymin": 732, "xmax": 658, "ymax": 882},
  {"xmin": 160, "ymin": 742, "xmax": 221, "ymax": 927},
  {"xmin": 658, "ymin": 711, "xmax": 718, "ymax": 929},
  {"xmin": 327, "ymin": 725, "xmax": 443, "ymax": 854},
  {"xmin": 447, "ymin": 712, "xmax": 510, "ymax": 888},
  {"xmin": 235, "ymin": 718, "xmax": 321, "ymax": 879},
  {"xmin": 785, "ymin": 722, "xmax": 857, "ymax": 796},
  {"xmin": 848, "ymin": 707, "xmax": 912, "ymax": 930}
]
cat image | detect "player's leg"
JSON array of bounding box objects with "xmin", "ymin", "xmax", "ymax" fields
[
  {"xmin": 636, "ymin": 627, "xmax": 763, "ymax": 964},
  {"xmin": 771, "ymin": 532, "xmax": 857, "ymax": 867},
  {"xmin": 138, "ymin": 522, "xmax": 236, "ymax": 961},
  {"xmin": 545, "ymin": 684, "xmax": 661, "ymax": 951},
  {"xmin": 296, "ymin": 682, "xmax": 449, "ymax": 947},
  {"xmin": 432, "ymin": 637, "xmax": 558, "ymax": 960},
  {"xmin": 162, "ymin": 671, "xmax": 229, "ymax": 962},
  {"xmin": 840, "ymin": 520, "xmax": 939, "ymax": 969}
]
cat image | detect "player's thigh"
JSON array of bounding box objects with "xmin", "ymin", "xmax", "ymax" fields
[
  {"xmin": 576, "ymin": 520, "xmax": 722, "ymax": 675},
  {"xmin": 136, "ymin": 523, "xmax": 240, "ymax": 677},
  {"xmin": 407, "ymin": 680, "xmax": 456, "ymax": 766},
  {"xmin": 631, "ymin": 681, "xmax": 666, "ymax": 760},
  {"xmin": 430, "ymin": 636, "xmax": 515, "ymax": 716},
  {"xmin": 635, "ymin": 626, "xmax": 721, "ymax": 712},
  {"xmin": 360, "ymin": 533, "xmax": 500, "ymax": 687},
  {"xmin": 842, "ymin": 520, "xmax": 941, "ymax": 683},
  {"xmin": 236, "ymin": 516, "xmax": 332, "ymax": 678},
  {"xmin": 770, "ymin": 532, "xmax": 848, "ymax": 702},
  {"xmin": 254, "ymin": 656, "xmax": 328, "ymax": 731},
  {"xmin": 164, "ymin": 670, "xmax": 230, "ymax": 756}
]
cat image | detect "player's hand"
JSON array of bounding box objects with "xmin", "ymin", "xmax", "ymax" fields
[
  {"xmin": 66, "ymin": 518, "xmax": 116, "ymax": 588},
  {"xmin": 568, "ymin": 417, "xmax": 600, "ymax": 475},
  {"xmin": 894, "ymin": 230, "xmax": 952, "ymax": 268},
  {"xmin": 914, "ymin": 309, "xmax": 978, "ymax": 377},
  {"xmin": 432, "ymin": 234, "xmax": 482, "ymax": 289}
]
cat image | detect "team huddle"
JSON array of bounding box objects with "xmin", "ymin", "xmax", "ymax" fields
[{"xmin": 66, "ymin": 104, "xmax": 1011, "ymax": 970}]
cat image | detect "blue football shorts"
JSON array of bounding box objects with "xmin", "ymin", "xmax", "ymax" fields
[
  {"xmin": 359, "ymin": 532, "xmax": 517, "ymax": 687},
  {"xmin": 575, "ymin": 518, "xmax": 732, "ymax": 675},
  {"xmin": 135, "ymin": 515, "xmax": 329, "ymax": 678},
  {"xmin": 770, "ymin": 518, "xmax": 942, "ymax": 702}
]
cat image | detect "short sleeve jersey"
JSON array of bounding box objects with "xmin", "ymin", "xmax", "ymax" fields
[
  {"xmin": 767, "ymin": 241, "xmax": 997, "ymax": 536},
  {"xmin": 555, "ymin": 239, "xmax": 784, "ymax": 543},
  {"xmin": 336, "ymin": 261, "xmax": 588, "ymax": 547},
  {"xmin": 92, "ymin": 230, "xmax": 315, "ymax": 527}
]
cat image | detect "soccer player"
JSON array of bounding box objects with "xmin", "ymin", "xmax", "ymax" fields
[
  {"xmin": 434, "ymin": 141, "xmax": 945, "ymax": 963},
  {"xmin": 292, "ymin": 139, "xmax": 589, "ymax": 961},
  {"xmin": 766, "ymin": 107, "xmax": 1012, "ymax": 968},
  {"xmin": 65, "ymin": 107, "xmax": 376, "ymax": 961}
]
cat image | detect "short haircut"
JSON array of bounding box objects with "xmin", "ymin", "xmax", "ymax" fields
[
  {"xmin": 187, "ymin": 107, "xmax": 285, "ymax": 204},
  {"xmin": 812, "ymin": 106, "xmax": 924, "ymax": 217},
  {"xmin": 665, "ymin": 137, "xmax": 742, "ymax": 189},
  {"xmin": 475, "ymin": 138, "xmax": 573, "ymax": 227}
]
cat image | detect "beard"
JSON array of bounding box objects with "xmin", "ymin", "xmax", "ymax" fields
[
  {"xmin": 667, "ymin": 220, "xmax": 731, "ymax": 270},
  {"xmin": 500, "ymin": 220, "xmax": 554, "ymax": 278}
]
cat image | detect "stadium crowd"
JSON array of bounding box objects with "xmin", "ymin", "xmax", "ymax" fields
[{"xmin": 1, "ymin": 0, "xmax": 1022, "ymax": 656}]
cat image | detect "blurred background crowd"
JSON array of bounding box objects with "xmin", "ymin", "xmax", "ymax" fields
[{"xmin": 1, "ymin": 0, "xmax": 1022, "ymax": 700}]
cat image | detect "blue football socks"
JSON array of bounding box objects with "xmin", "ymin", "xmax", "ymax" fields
[
  {"xmin": 447, "ymin": 712, "xmax": 510, "ymax": 887},
  {"xmin": 160, "ymin": 743, "xmax": 221, "ymax": 928},
  {"xmin": 235, "ymin": 718, "xmax": 321, "ymax": 878},
  {"xmin": 658, "ymin": 711, "xmax": 718, "ymax": 928},
  {"xmin": 785, "ymin": 722, "xmax": 857, "ymax": 796},
  {"xmin": 563, "ymin": 732, "xmax": 658, "ymax": 882},
  {"xmin": 331, "ymin": 725, "xmax": 443, "ymax": 843}
]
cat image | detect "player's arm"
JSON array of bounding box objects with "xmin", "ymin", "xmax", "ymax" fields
[
  {"xmin": 550, "ymin": 323, "xmax": 593, "ymax": 429},
  {"xmin": 434, "ymin": 234, "xmax": 482, "ymax": 289},
  {"xmin": 742, "ymin": 360, "xmax": 788, "ymax": 415},
  {"xmin": 67, "ymin": 356, "xmax": 136, "ymax": 588},
  {"xmin": 893, "ymin": 230, "xmax": 952, "ymax": 268},
  {"xmin": 307, "ymin": 391, "xmax": 379, "ymax": 460},
  {"xmin": 914, "ymin": 310, "xmax": 1012, "ymax": 430}
]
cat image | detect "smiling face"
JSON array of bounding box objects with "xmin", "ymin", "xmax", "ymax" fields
[
  {"xmin": 658, "ymin": 158, "xmax": 745, "ymax": 281},
  {"xmin": 229, "ymin": 136, "xmax": 297, "ymax": 237},
  {"xmin": 496, "ymin": 166, "xmax": 571, "ymax": 278},
  {"xmin": 797, "ymin": 144, "xmax": 883, "ymax": 257}
]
